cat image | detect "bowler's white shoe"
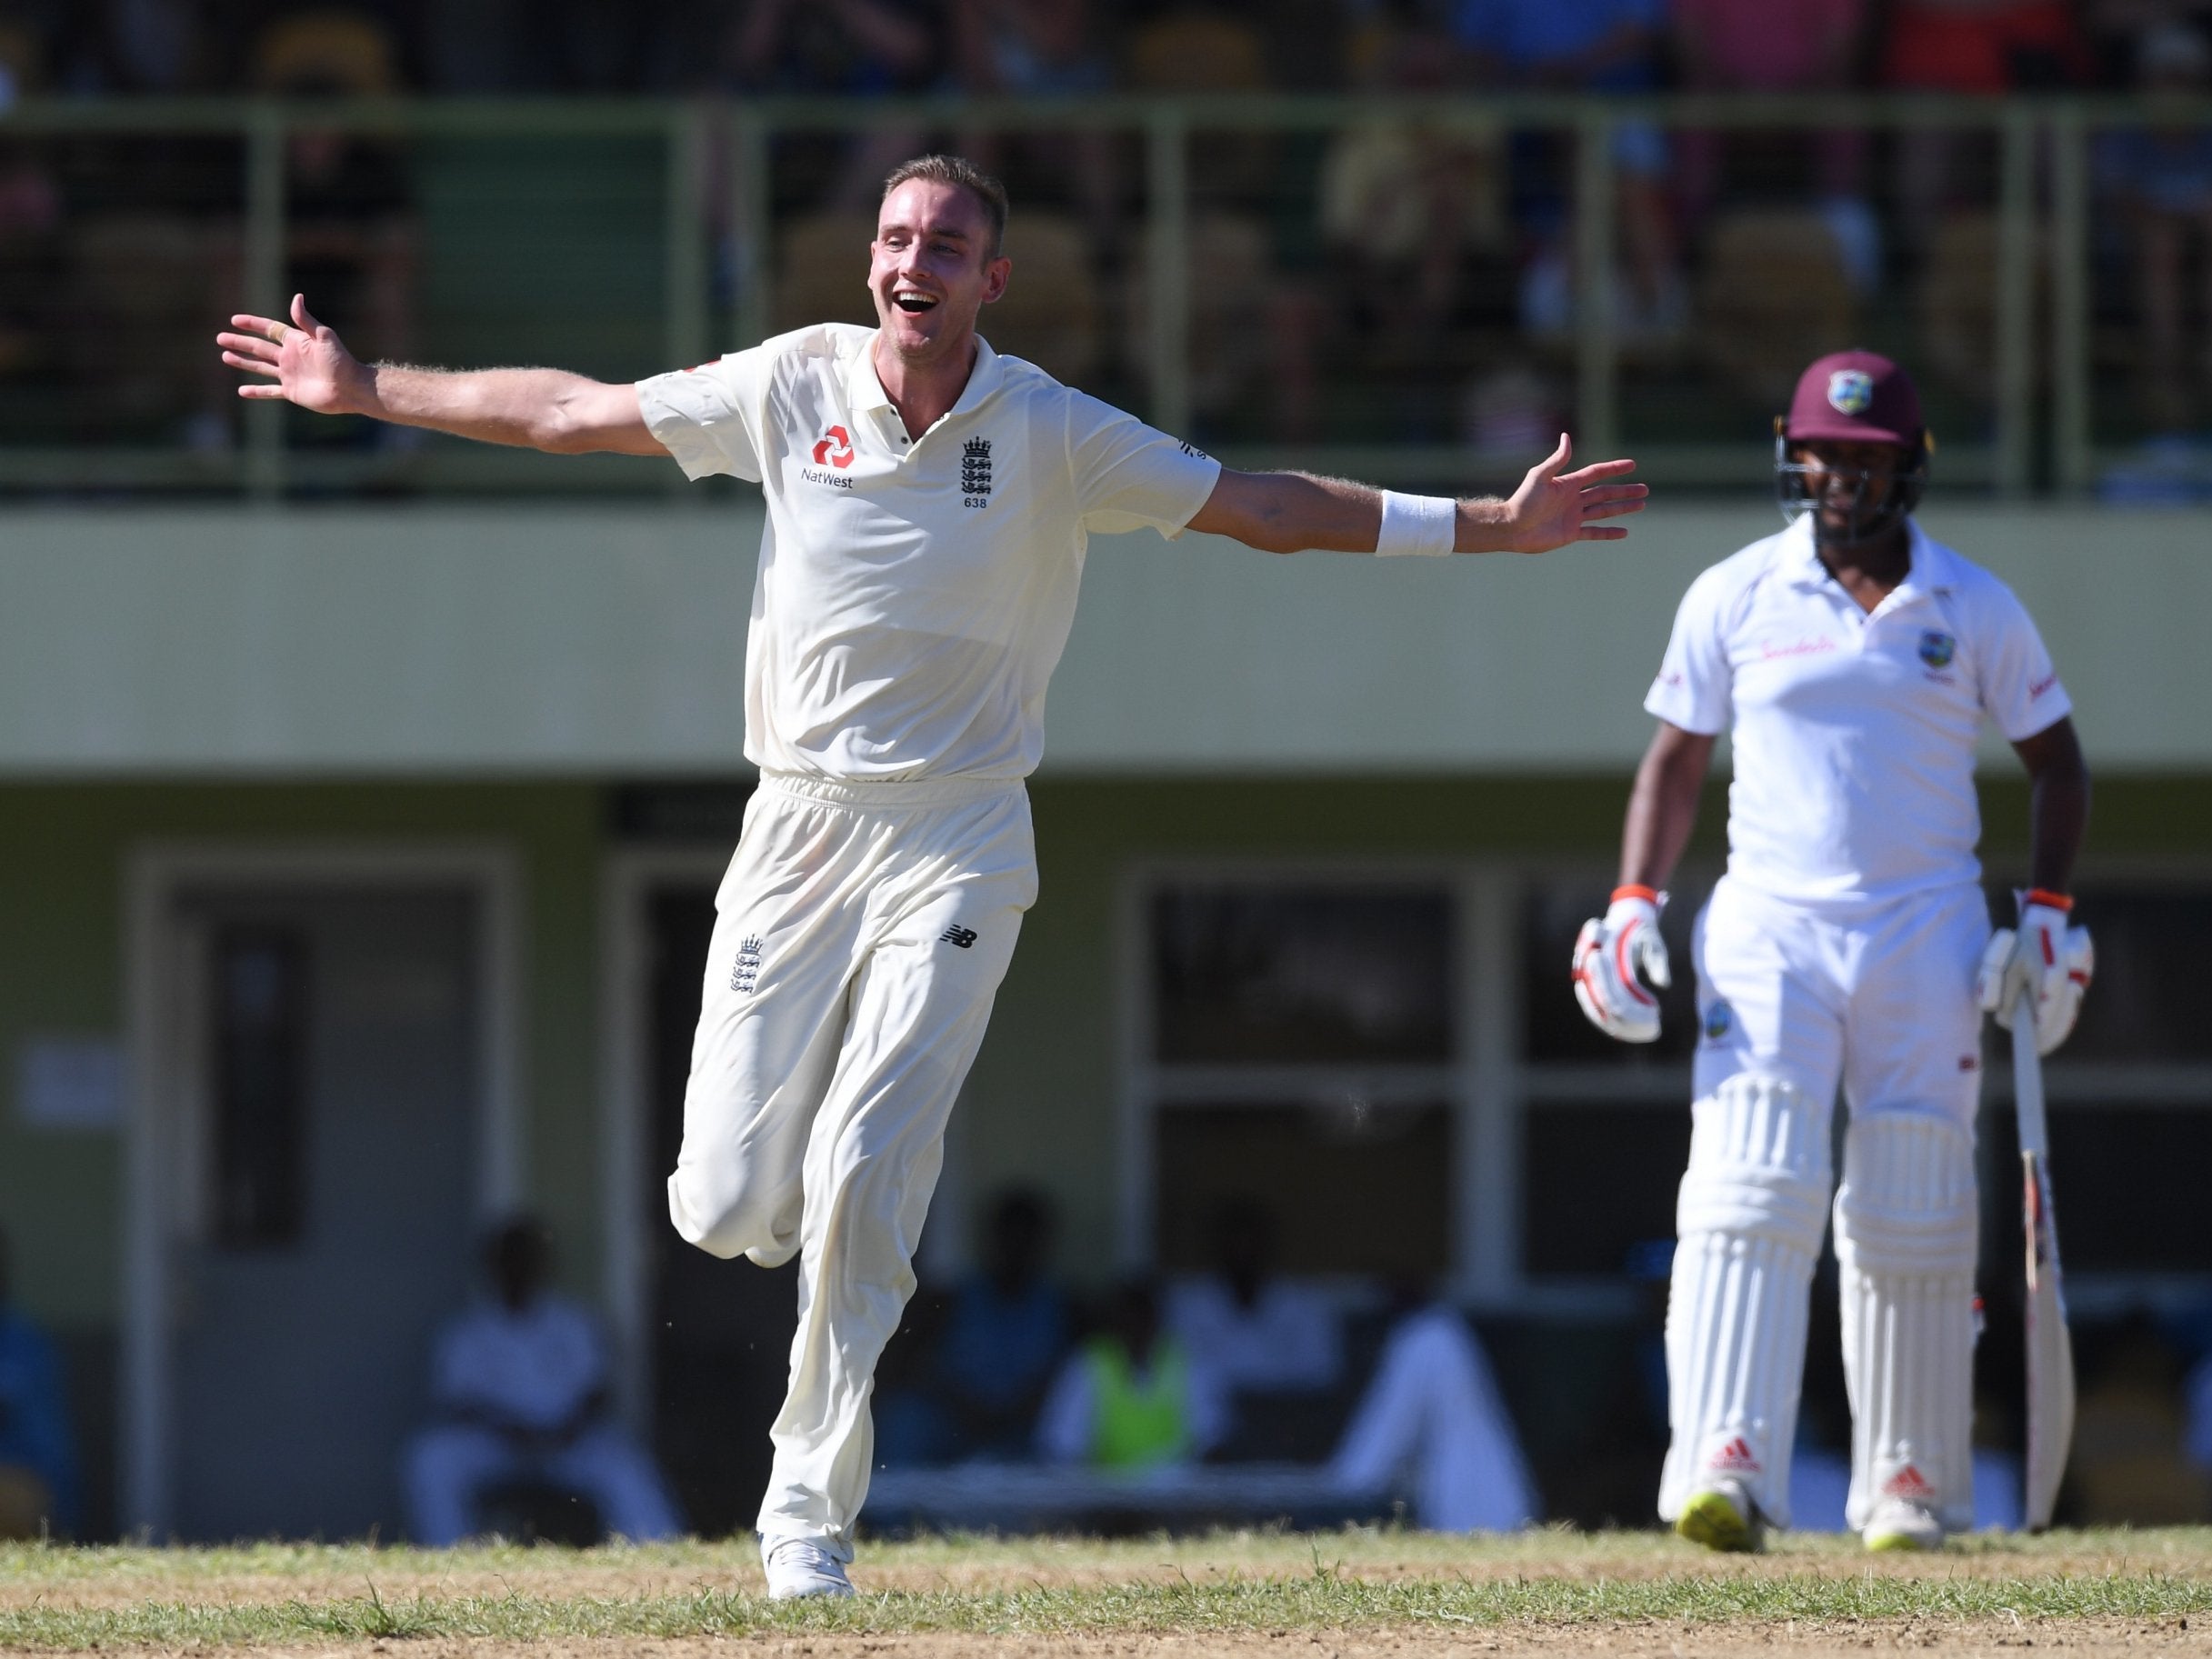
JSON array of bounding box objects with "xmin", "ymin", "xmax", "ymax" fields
[
  {"xmin": 762, "ymin": 1536, "xmax": 856, "ymax": 1600},
  {"xmin": 1862, "ymin": 1497, "xmax": 1945, "ymax": 1552}
]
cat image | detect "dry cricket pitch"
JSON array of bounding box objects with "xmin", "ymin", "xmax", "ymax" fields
[{"xmin": 5, "ymin": 1528, "xmax": 2210, "ymax": 1656}]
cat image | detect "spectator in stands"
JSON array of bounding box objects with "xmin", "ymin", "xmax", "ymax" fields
[
  {"xmin": 723, "ymin": 0, "xmax": 943, "ymax": 209},
  {"xmin": 1669, "ymin": 0, "xmax": 1880, "ymax": 293},
  {"xmin": 49, "ymin": 0, "xmax": 208, "ymax": 95},
  {"xmin": 1452, "ymin": 0, "xmax": 1682, "ymax": 343},
  {"xmin": 404, "ymin": 1216, "xmax": 683, "ymax": 1545},
  {"xmin": 2099, "ymin": 23, "xmax": 2212, "ymax": 435},
  {"xmin": 1882, "ymin": 0, "xmax": 2091, "ymax": 255},
  {"xmin": 212, "ymin": 10, "xmax": 417, "ymax": 450},
  {"xmin": 1167, "ymin": 1198, "xmax": 1342, "ymax": 1395},
  {"xmin": 1327, "ymin": 1280, "xmax": 1536, "ymax": 1531},
  {"xmin": 877, "ymin": 1187, "xmax": 1073, "ymax": 1464},
  {"xmin": 1036, "ymin": 1277, "xmax": 1229, "ymax": 1471},
  {"xmin": 950, "ymin": 0, "xmax": 1120, "ymax": 255},
  {"xmin": 1317, "ymin": 0, "xmax": 1512, "ymax": 436},
  {"xmin": 0, "ymin": 1224, "xmax": 81, "ymax": 1540}
]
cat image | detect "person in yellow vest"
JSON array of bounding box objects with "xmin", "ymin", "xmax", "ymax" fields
[{"xmin": 1036, "ymin": 1279, "xmax": 1229, "ymax": 1470}]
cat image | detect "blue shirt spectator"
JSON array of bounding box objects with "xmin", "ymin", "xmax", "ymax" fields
[
  {"xmin": 1453, "ymin": 0, "xmax": 1666, "ymax": 91},
  {"xmin": 0, "ymin": 1230, "xmax": 81, "ymax": 1538}
]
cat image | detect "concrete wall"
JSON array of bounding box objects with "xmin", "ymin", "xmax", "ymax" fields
[{"xmin": 0, "ymin": 503, "xmax": 2197, "ymax": 775}]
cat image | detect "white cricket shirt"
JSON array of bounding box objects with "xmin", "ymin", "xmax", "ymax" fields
[
  {"xmin": 431, "ymin": 1294, "xmax": 607, "ymax": 1430},
  {"xmin": 1646, "ymin": 515, "xmax": 2071, "ymax": 910},
  {"xmin": 636, "ymin": 324, "xmax": 1222, "ymax": 781}
]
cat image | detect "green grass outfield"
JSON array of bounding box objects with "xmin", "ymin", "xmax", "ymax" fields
[{"xmin": 4, "ymin": 1529, "xmax": 2212, "ymax": 1649}]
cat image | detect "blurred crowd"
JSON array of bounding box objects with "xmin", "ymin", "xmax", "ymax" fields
[
  {"xmin": 1, "ymin": 0, "xmax": 2211, "ymax": 467},
  {"xmin": 0, "ymin": 0, "xmax": 2199, "ymax": 102}
]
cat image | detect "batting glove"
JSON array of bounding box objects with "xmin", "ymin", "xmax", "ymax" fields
[
  {"xmin": 1979, "ymin": 889, "xmax": 2094, "ymax": 1056},
  {"xmin": 1572, "ymin": 885, "xmax": 1671, "ymax": 1044}
]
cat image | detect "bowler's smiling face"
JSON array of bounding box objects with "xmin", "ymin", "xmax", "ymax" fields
[{"xmin": 870, "ymin": 179, "xmax": 1010, "ymax": 365}]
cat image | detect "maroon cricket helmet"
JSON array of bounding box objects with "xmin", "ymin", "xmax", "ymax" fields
[{"xmin": 1783, "ymin": 351, "xmax": 1924, "ymax": 448}]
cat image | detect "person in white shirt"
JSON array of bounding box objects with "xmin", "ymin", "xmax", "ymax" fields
[
  {"xmin": 1326, "ymin": 1289, "xmax": 1536, "ymax": 1533},
  {"xmin": 404, "ymin": 1218, "xmax": 682, "ymax": 1546},
  {"xmin": 1166, "ymin": 1199, "xmax": 1342, "ymax": 1396},
  {"xmin": 1571, "ymin": 351, "xmax": 2092, "ymax": 1554},
  {"xmin": 218, "ymin": 154, "xmax": 1646, "ymax": 1598}
]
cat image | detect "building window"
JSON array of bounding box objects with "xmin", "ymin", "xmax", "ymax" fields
[
  {"xmin": 1129, "ymin": 864, "xmax": 2212, "ymax": 1306},
  {"xmin": 1140, "ymin": 877, "xmax": 1457, "ymax": 1278}
]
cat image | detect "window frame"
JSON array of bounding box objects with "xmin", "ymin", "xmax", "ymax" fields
[{"xmin": 1122, "ymin": 854, "xmax": 2212, "ymax": 1316}]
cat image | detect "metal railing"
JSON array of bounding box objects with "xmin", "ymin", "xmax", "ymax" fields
[{"xmin": 0, "ymin": 92, "xmax": 2204, "ymax": 498}]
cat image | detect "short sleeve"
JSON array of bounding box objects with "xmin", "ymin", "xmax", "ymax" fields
[
  {"xmin": 1067, "ymin": 391, "xmax": 1222, "ymax": 537},
  {"xmin": 1644, "ymin": 568, "xmax": 1735, "ymax": 735},
  {"xmin": 1975, "ymin": 579, "xmax": 2072, "ymax": 742},
  {"xmin": 636, "ymin": 347, "xmax": 769, "ymax": 483}
]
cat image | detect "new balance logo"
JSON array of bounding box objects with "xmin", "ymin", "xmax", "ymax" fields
[
  {"xmin": 939, "ymin": 924, "xmax": 978, "ymax": 949},
  {"xmin": 732, "ymin": 934, "xmax": 765, "ymax": 993},
  {"xmin": 1707, "ymin": 1436, "xmax": 1760, "ymax": 1474}
]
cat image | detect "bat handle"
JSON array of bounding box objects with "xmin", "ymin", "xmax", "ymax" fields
[{"xmin": 2012, "ymin": 987, "xmax": 2049, "ymax": 1159}]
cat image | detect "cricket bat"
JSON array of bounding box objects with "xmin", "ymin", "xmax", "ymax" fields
[{"xmin": 2013, "ymin": 990, "xmax": 2075, "ymax": 1531}]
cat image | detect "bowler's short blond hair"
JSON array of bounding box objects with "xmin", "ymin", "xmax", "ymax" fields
[{"xmin": 880, "ymin": 155, "xmax": 1009, "ymax": 258}]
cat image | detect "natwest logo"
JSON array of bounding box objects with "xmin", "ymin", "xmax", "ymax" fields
[{"xmin": 811, "ymin": 426, "xmax": 855, "ymax": 468}]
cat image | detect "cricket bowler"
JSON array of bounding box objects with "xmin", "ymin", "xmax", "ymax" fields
[
  {"xmin": 1571, "ymin": 351, "xmax": 2092, "ymax": 1552},
  {"xmin": 220, "ymin": 155, "xmax": 1646, "ymax": 1594}
]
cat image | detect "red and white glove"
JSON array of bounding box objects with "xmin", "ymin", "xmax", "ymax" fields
[
  {"xmin": 1572, "ymin": 885, "xmax": 1671, "ymax": 1044},
  {"xmin": 1979, "ymin": 889, "xmax": 2094, "ymax": 1056}
]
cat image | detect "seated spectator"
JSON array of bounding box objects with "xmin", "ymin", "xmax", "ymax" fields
[
  {"xmin": 877, "ymin": 1188, "xmax": 1072, "ymax": 1464},
  {"xmin": 1453, "ymin": 0, "xmax": 1681, "ymax": 341},
  {"xmin": 0, "ymin": 1224, "xmax": 79, "ymax": 1540},
  {"xmin": 1669, "ymin": 0, "xmax": 1879, "ymax": 293},
  {"xmin": 1036, "ymin": 1278, "xmax": 1229, "ymax": 1471},
  {"xmin": 1883, "ymin": 0, "xmax": 2091, "ymax": 255},
  {"xmin": 2099, "ymin": 24, "xmax": 2212, "ymax": 434},
  {"xmin": 950, "ymin": 0, "xmax": 1120, "ymax": 255},
  {"xmin": 1328, "ymin": 1284, "xmax": 1536, "ymax": 1531},
  {"xmin": 1317, "ymin": 1, "xmax": 1512, "ymax": 434},
  {"xmin": 721, "ymin": 0, "xmax": 942, "ymax": 210},
  {"xmin": 404, "ymin": 1217, "xmax": 682, "ymax": 1545},
  {"xmin": 1167, "ymin": 1198, "xmax": 1342, "ymax": 1394}
]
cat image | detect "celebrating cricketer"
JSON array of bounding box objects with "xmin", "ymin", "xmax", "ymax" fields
[{"xmin": 220, "ymin": 155, "xmax": 1644, "ymax": 1594}]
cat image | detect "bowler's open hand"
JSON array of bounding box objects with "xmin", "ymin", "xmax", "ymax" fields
[
  {"xmin": 1501, "ymin": 434, "xmax": 1646, "ymax": 554},
  {"xmin": 217, "ymin": 293, "xmax": 364, "ymax": 416}
]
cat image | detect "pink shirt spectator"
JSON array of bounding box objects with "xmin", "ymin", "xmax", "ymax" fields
[{"xmin": 1672, "ymin": 0, "xmax": 1864, "ymax": 89}]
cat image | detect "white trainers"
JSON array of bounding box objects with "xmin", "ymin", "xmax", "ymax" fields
[
  {"xmin": 761, "ymin": 1536, "xmax": 856, "ymax": 1600},
  {"xmin": 1862, "ymin": 1496, "xmax": 1945, "ymax": 1552},
  {"xmin": 1674, "ymin": 1478, "xmax": 1764, "ymax": 1554}
]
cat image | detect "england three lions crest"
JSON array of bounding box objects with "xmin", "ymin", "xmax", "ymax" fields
[{"xmin": 961, "ymin": 436, "xmax": 993, "ymax": 498}]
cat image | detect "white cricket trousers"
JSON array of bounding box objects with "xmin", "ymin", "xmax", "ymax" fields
[{"xmin": 666, "ymin": 772, "xmax": 1036, "ymax": 1558}]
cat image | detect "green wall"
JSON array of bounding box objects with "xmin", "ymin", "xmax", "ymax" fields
[
  {"xmin": 0, "ymin": 783, "xmax": 606, "ymax": 1332},
  {"xmin": 8, "ymin": 769, "xmax": 2207, "ymax": 1322}
]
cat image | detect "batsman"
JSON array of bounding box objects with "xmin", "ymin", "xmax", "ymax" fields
[{"xmin": 1572, "ymin": 352, "xmax": 2092, "ymax": 1551}]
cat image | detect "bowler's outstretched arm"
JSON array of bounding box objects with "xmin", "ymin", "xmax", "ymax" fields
[
  {"xmin": 217, "ymin": 293, "xmax": 668, "ymax": 457},
  {"xmin": 1186, "ymin": 433, "xmax": 1647, "ymax": 556}
]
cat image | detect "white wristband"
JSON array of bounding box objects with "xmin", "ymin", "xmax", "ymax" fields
[{"xmin": 1376, "ymin": 490, "xmax": 1457, "ymax": 557}]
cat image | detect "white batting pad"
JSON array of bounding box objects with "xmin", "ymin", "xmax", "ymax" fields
[
  {"xmin": 1660, "ymin": 1074, "xmax": 1833, "ymax": 1527},
  {"xmin": 1833, "ymin": 1112, "xmax": 1979, "ymax": 1534}
]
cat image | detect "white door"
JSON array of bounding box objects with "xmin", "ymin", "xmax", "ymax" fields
[{"xmin": 163, "ymin": 884, "xmax": 481, "ymax": 1541}]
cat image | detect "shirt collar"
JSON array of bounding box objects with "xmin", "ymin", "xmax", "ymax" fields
[
  {"xmin": 843, "ymin": 330, "xmax": 1004, "ymax": 428},
  {"xmin": 1779, "ymin": 513, "xmax": 1947, "ymax": 605}
]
